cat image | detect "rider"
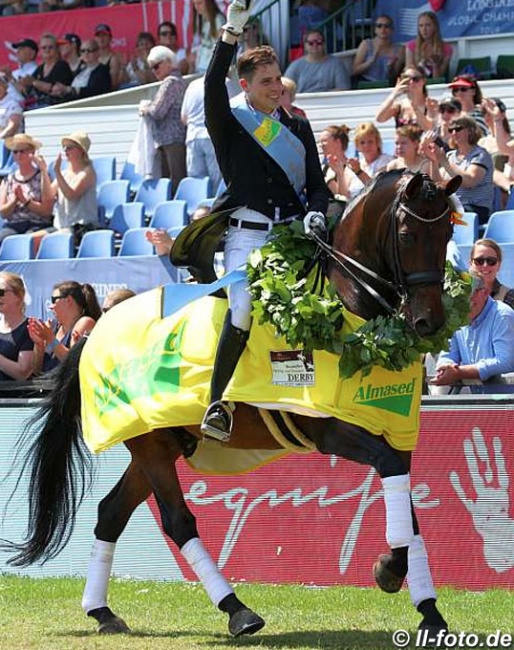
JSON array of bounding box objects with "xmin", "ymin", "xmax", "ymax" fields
[{"xmin": 201, "ymin": 0, "xmax": 330, "ymax": 443}]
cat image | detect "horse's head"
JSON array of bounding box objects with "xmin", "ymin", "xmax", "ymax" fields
[{"xmin": 329, "ymin": 170, "xmax": 461, "ymax": 336}]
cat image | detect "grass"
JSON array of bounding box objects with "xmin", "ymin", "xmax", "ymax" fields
[{"xmin": 0, "ymin": 575, "xmax": 512, "ymax": 650}]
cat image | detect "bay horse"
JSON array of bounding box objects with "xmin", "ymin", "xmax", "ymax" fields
[{"xmin": 4, "ymin": 170, "xmax": 461, "ymax": 638}]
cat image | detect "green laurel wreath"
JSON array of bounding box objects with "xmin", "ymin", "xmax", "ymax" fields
[{"xmin": 247, "ymin": 221, "xmax": 472, "ymax": 379}]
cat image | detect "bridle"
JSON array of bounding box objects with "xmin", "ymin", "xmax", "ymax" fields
[{"xmin": 312, "ymin": 188, "xmax": 450, "ymax": 315}]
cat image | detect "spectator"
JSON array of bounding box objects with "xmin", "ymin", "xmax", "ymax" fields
[
  {"xmin": 94, "ymin": 24, "xmax": 127, "ymax": 90},
  {"xmin": 482, "ymin": 97, "xmax": 514, "ymax": 195},
  {"xmin": 386, "ymin": 125, "xmax": 430, "ymax": 174},
  {"xmin": 342, "ymin": 122, "xmax": 394, "ymax": 199},
  {"xmin": 0, "ymin": 272, "xmax": 34, "ymax": 381},
  {"xmin": 239, "ymin": 17, "xmax": 269, "ymax": 56},
  {"xmin": 433, "ymin": 96, "xmax": 462, "ymax": 151},
  {"xmin": 57, "ymin": 34, "xmax": 83, "ymax": 77},
  {"xmin": 157, "ymin": 21, "xmax": 189, "ymax": 76},
  {"xmin": 29, "ymin": 281, "xmax": 101, "ymax": 375},
  {"xmin": 284, "ymin": 29, "xmax": 350, "ymax": 93},
  {"xmin": 431, "ymin": 274, "xmax": 514, "ymax": 390},
  {"xmin": 469, "ymin": 238, "xmax": 514, "ymax": 309},
  {"xmin": 422, "ymin": 115, "xmax": 494, "ymax": 226},
  {"xmin": 0, "ymin": 74, "xmax": 23, "ymax": 140},
  {"xmin": 139, "ymin": 46, "xmax": 187, "ymax": 190},
  {"xmin": 447, "ymin": 75, "xmax": 488, "ymax": 135},
  {"xmin": 125, "ymin": 32, "xmax": 156, "ymax": 87},
  {"xmin": 405, "ymin": 11, "xmax": 452, "ymax": 80},
  {"xmin": 23, "ymin": 33, "xmax": 73, "ymax": 109},
  {"xmin": 52, "ymin": 39, "xmax": 112, "ymax": 102},
  {"xmin": 352, "ymin": 14, "xmax": 404, "ymax": 86},
  {"xmin": 0, "ymin": 134, "xmax": 54, "ymax": 245},
  {"xmin": 318, "ymin": 124, "xmax": 350, "ymax": 216},
  {"xmin": 51, "ymin": 132, "xmax": 98, "ymax": 245},
  {"xmin": 190, "ymin": 0, "xmax": 225, "ymax": 74},
  {"xmin": 280, "ymin": 77, "xmax": 307, "ymax": 118},
  {"xmin": 376, "ymin": 65, "xmax": 434, "ymax": 130},
  {"xmin": 5, "ymin": 39, "xmax": 38, "ymax": 99},
  {"xmin": 102, "ymin": 288, "xmax": 136, "ymax": 313},
  {"xmin": 180, "ymin": 74, "xmax": 234, "ymax": 194}
]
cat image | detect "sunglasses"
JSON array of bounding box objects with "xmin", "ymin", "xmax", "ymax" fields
[
  {"xmin": 448, "ymin": 125, "xmax": 464, "ymax": 133},
  {"xmin": 81, "ymin": 48, "xmax": 97, "ymax": 54},
  {"xmin": 439, "ymin": 106, "xmax": 457, "ymax": 114},
  {"xmin": 472, "ymin": 257, "xmax": 498, "ymax": 266},
  {"xmin": 306, "ymin": 39, "xmax": 324, "ymax": 45},
  {"xmin": 375, "ymin": 22, "xmax": 392, "ymax": 28},
  {"xmin": 41, "ymin": 45, "xmax": 56, "ymax": 50},
  {"xmin": 159, "ymin": 30, "xmax": 175, "ymax": 36},
  {"xmin": 406, "ymin": 75, "xmax": 422, "ymax": 82},
  {"xmin": 151, "ymin": 61, "xmax": 163, "ymax": 71},
  {"xmin": 12, "ymin": 148, "xmax": 32, "ymax": 154},
  {"xmin": 0, "ymin": 288, "xmax": 13, "ymax": 297},
  {"xmin": 452, "ymin": 87, "xmax": 471, "ymax": 93},
  {"xmin": 50, "ymin": 294, "xmax": 67, "ymax": 304}
]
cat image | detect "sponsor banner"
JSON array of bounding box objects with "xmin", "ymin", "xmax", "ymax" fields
[
  {"xmin": 375, "ymin": 0, "xmax": 514, "ymax": 42},
  {"xmin": 0, "ymin": 1, "xmax": 193, "ymax": 69},
  {"xmin": 1, "ymin": 405, "xmax": 514, "ymax": 590}
]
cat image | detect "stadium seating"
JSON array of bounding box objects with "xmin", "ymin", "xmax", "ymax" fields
[
  {"xmin": 168, "ymin": 226, "xmax": 185, "ymax": 239},
  {"xmin": 120, "ymin": 161, "xmax": 144, "ymax": 196},
  {"xmin": 36, "ymin": 232, "xmax": 74, "ymax": 260},
  {"xmin": 76, "ymin": 230, "xmax": 115, "ymax": 258},
  {"xmin": 118, "ymin": 228, "xmax": 154, "ymax": 256},
  {"xmin": 174, "ymin": 177, "xmax": 212, "ymax": 217},
  {"xmin": 149, "ymin": 201, "xmax": 188, "ymax": 230},
  {"xmin": 496, "ymin": 55, "xmax": 514, "ymax": 79},
  {"xmin": 109, "ymin": 202, "xmax": 145, "ymax": 235},
  {"xmin": 97, "ymin": 180, "xmax": 131, "ymax": 224},
  {"xmin": 453, "ymin": 212, "xmax": 478, "ymax": 245},
  {"xmin": 455, "ymin": 56, "xmax": 493, "ymax": 79},
  {"xmin": 483, "ymin": 210, "xmax": 514, "ymax": 243},
  {"xmin": 0, "ymin": 234, "xmax": 34, "ymax": 260},
  {"xmin": 91, "ymin": 156, "xmax": 116, "ymax": 186},
  {"xmin": 134, "ymin": 178, "xmax": 173, "ymax": 221},
  {"xmin": 498, "ymin": 242, "xmax": 514, "ymax": 287}
]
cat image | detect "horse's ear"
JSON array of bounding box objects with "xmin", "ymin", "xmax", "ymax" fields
[
  {"xmin": 445, "ymin": 175, "xmax": 462, "ymax": 196},
  {"xmin": 403, "ymin": 173, "xmax": 424, "ymax": 199}
]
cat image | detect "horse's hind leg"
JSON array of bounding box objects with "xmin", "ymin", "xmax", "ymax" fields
[
  {"xmin": 125, "ymin": 430, "xmax": 265, "ymax": 637},
  {"xmin": 82, "ymin": 459, "xmax": 152, "ymax": 634}
]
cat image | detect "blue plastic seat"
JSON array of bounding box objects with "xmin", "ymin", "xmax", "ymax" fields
[
  {"xmin": 505, "ymin": 187, "xmax": 514, "ymax": 211},
  {"xmin": 109, "ymin": 202, "xmax": 145, "ymax": 236},
  {"xmin": 76, "ymin": 230, "xmax": 115, "ymax": 258},
  {"xmin": 118, "ymin": 228, "xmax": 154, "ymax": 256},
  {"xmin": 483, "ymin": 210, "xmax": 514, "ymax": 243},
  {"xmin": 498, "ymin": 242, "xmax": 514, "ymax": 287},
  {"xmin": 97, "ymin": 180, "xmax": 130, "ymax": 225},
  {"xmin": 0, "ymin": 150, "xmax": 15, "ymax": 177},
  {"xmin": 92, "ymin": 156, "xmax": 116, "ymax": 186},
  {"xmin": 174, "ymin": 177, "xmax": 212, "ymax": 217},
  {"xmin": 134, "ymin": 178, "xmax": 173, "ymax": 221},
  {"xmin": 453, "ymin": 212, "xmax": 478, "ymax": 245},
  {"xmin": 120, "ymin": 161, "xmax": 144, "ymax": 196},
  {"xmin": 36, "ymin": 232, "xmax": 74, "ymax": 260},
  {"xmin": 0, "ymin": 234, "xmax": 35, "ymax": 260},
  {"xmin": 168, "ymin": 225, "xmax": 185, "ymax": 239},
  {"xmin": 381, "ymin": 140, "xmax": 396, "ymax": 157},
  {"xmin": 149, "ymin": 200, "xmax": 188, "ymax": 230}
]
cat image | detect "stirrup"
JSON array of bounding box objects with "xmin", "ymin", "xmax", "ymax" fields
[{"xmin": 201, "ymin": 401, "xmax": 233, "ymax": 443}]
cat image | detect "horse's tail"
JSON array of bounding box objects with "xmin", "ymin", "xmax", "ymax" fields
[{"xmin": 3, "ymin": 337, "xmax": 93, "ymax": 566}]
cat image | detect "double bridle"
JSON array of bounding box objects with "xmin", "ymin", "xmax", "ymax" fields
[{"xmin": 312, "ymin": 193, "xmax": 450, "ymax": 315}]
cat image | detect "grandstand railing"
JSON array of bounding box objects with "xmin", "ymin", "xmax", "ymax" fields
[{"xmin": 315, "ymin": 0, "xmax": 375, "ymax": 55}]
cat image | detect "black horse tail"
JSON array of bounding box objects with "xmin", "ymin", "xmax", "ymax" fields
[{"xmin": 3, "ymin": 337, "xmax": 94, "ymax": 566}]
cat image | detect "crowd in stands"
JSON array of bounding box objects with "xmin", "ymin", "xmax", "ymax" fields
[{"xmin": 0, "ymin": 5, "xmax": 514, "ymax": 392}]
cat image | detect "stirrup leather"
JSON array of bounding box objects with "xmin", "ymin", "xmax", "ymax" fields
[{"xmin": 201, "ymin": 401, "xmax": 233, "ymax": 443}]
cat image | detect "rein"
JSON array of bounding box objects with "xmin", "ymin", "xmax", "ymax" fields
[{"xmin": 312, "ymin": 187, "xmax": 450, "ymax": 315}]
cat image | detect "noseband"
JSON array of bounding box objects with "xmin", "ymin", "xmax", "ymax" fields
[{"xmin": 314, "ymin": 190, "xmax": 450, "ymax": 315}]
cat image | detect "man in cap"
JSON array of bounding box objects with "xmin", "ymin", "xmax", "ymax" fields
[
  {"xmin": 94, "ymin": 24, "xmax": 126, "ymax": 89},
  {"xmin": 1, "ymin": 39, "xmax": 39, "ymax": 101},
  {"xmin": 435, "ymin": 96, "xmax": 462, "ymax": 151},
  {"xmin": 57, "ymin": 34, "xmax": 83, "ymax": 76}
]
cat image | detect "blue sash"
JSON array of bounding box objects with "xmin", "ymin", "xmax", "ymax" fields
[{"xmin": 230, "ymin": 93, "xmax": 306, "ymax": 199}]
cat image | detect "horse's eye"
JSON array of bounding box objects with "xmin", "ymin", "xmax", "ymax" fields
[{"xmin": 399, "ymin": 231, "xmax": 415, "ymax": 244}]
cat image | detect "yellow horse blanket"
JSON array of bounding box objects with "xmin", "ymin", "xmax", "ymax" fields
[{"xmin": 80, "ymin": 282, "xmax": 422, "ymax": 457}]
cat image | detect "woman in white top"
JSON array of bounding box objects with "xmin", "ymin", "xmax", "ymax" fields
[
  {"xmin": 190, "ymin": 0, "xmax": 225, "ymax": 74},
  {"xmin": 387, "ymin": 125, "xmax": 431, "ymax": 174},
  {"xmin": 51, "ymin": 131, "xmax": 98, "ymax": 245}
]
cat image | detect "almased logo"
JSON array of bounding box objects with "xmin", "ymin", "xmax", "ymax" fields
[{"xmin": 352, "ymin": 379, "xmax": 416, "ymax": 416}]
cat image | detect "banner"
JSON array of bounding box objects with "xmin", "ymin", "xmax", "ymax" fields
[
  {"xmin": 0, "ymin": 1, "xmax": 193, "ymax": 68},
  {"xmin": 374, "ymin": 0, "xmax": 514, "ymax": 42}
]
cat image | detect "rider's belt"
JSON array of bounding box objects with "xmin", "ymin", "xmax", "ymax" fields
[{"xmin": 228, "ymin": 218, "xmax": 274, "ymax": 231}]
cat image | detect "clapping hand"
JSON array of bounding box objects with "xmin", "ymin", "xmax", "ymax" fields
[{"xmin": 54, "ymin": 152, "xmax": 63, "ymax": 175}]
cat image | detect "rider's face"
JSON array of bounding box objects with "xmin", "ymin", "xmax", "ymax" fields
[{"xmin": 241, "ymin": 63, "xmax": 283, "ymax": 114}]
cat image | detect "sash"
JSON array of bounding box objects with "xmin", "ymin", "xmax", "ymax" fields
[{"xmin": 230, "ymin": 93, "xmax": 306, "ymax": 199}]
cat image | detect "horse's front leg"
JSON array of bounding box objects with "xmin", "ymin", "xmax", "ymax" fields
[
  {"xmin": 303, "ymin": 418, "xmax": 447, "ymax": 634},
  {"xmin": 82, "ymin": 458, "xmax": 151, "ymax": 634},
  {"xmin": 125, "ymin": 429, "xmax": 265, "ymax": 637}
]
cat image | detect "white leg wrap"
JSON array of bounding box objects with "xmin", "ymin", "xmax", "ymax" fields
[
  {"xmin": 382, "ymin": 474, "xmax": 414, "ymax": 548},
  {"xmin": 81, "ymin": 540, "xmax": 116, "ymax": 614},
  {"xmin": 407, "ymin": 534, "xmax": 437, "ymax": 607},
  {"xmin": 181, "ymin": 538, "xmax": 233, "ymax": 607}
]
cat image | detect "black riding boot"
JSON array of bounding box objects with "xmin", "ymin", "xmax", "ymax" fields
[{"xmin": 201, "ymin": 310, "xmax": 249, "ymax": 443}]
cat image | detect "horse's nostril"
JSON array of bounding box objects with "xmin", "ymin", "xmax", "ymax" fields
[{"xmin": 414, "ymin": 319, "xmax": 435, "ymax": 337}]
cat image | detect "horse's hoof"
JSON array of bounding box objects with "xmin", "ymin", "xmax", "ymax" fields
[
  {"xmin": 228, "ymin": 608, "xmax": 265, "ymax": 637},
  {"xmin": 417, "ymin": 621, "xmax": 449, "ymax": 648},
  {"xmin": 98, "ymin": 615, "xmax": 131, "ymax": 635},
  {"xmin": 373, "ymin": 553, "xmax": 406, "ymax": 593}
]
